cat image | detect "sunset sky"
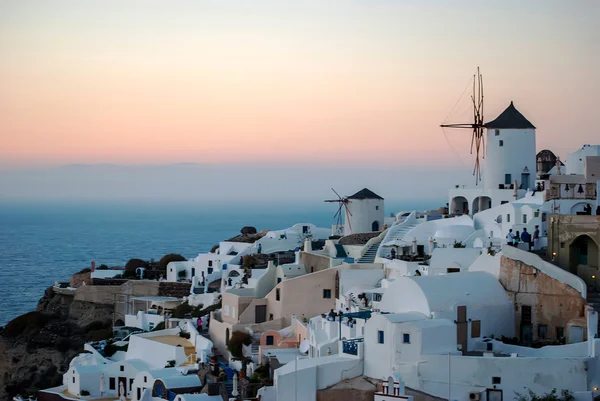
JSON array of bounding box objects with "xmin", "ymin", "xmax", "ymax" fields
[{"xmin": 0, "ymin": 0, "xmax": 599, "ymax": 200}]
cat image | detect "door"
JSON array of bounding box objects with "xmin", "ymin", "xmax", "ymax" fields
[
  {"xmin": 118, "ymin": 377, "xmax": 127, "ymax": 396},
  {"xmin": 520, "ymin": 305, "xmax": 532, "ymax": 346},
  {"xmin": 568, "ymin": 326, "xmax": 584, "ymax": 343},
  {"xmin": 255, "ymin": 305, "xmax": 267, "ymax": 323},
  {"xmin": 137, "ymin": 388, "xmax": 141, "ymax": 400},
  {"xmin": 456, "ymin": 305, "xmax": 468, "ymax": 353}
]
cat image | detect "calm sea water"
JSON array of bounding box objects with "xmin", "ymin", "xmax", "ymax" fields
[{"xmin": 0, "ymin": 199, "xmax": 435, "ymax": 325}]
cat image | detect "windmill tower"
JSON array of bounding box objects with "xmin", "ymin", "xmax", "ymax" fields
[
  {"xmin": 483, "ymin": 101, "xmax": 536, "ymax": 191},
  {"xmin": 440, "ymin": 68, "xmax": 536, "ymax": 192},
  {"xmin": 325, "ymin": 188, "xmax": 384, "ymax": 236}
]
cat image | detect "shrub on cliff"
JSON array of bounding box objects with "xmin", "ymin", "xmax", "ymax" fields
[
  {"xmin": 124, "ymin": 258, "xmax": 149, "ymax": 278},
  {"xmin": 87, "ymin": 328, "xmax": 113, "ymax": 341},
  {"xmin": 4, "ymin": 311, "xmax": 52, "ymax": 338},
  {"xmin": 159, "ymin": 254, "xmax": 187, "ymax": 271},
  {"xmin": 227, "ymin": 331, "xmax": 253, "ymax": 359},
  {"xmin": 84, "ymin": 320, "xmax": 111, "ymax": 333}
]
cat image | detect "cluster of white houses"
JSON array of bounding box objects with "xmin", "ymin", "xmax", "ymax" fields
[{"xmin": 38, "ymin": 103, "xmax": 600, "ymax": 401}]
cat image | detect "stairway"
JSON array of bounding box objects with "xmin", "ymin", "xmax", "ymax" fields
[
  {"xmin": 587, "ymin": 290, "xmax": 600, "ymax": 331},
  {"xmin": 358, "ymin": 243, "xmax": 380, "ymax": 263},
  {"xmin": 251, "ymin": 334, "xmax": 260, "ymax": 362},
  {"xmin": 376, "ymin": 221, "xmax": 418, "ymax": 259}
]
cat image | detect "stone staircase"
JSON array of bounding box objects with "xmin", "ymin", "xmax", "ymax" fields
[
  {"xmin": 358, "ymin": 243, "xmax": 380, "ymax": 263},
  {"xmin": 251, "ymin": 334, "xmax": 261, "ymax": 363},
  {"xmin": 587, "ymin": 290, "xmax": 600, "ymax": 331},
  {"xmin": 376, "ymin": 221, "xmax": 419, "ymax": 259}
]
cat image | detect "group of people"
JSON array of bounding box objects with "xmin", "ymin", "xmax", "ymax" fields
[
  {"xmin": 506, "ymin": 225, "xmax": 540, "ymax": 251},
  {"xmin": 582, "ymin": 203, "xmax": 600, "ymax": 216},
  {"xmin": 326, "ymin": 308, "xmax": 356, "ymax": 327}
]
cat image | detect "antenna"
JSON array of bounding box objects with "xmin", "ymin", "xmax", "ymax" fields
[{"xmin": 440, "ymin": 67, "xmax": 485, "ymax": 184}]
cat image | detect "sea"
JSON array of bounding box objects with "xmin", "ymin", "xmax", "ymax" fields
[{"xmin": 0, "ymin": 199, "xmax": 437, "ymax": 326}]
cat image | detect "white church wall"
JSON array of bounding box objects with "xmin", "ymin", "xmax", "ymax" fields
[
  {"xmin": 415, "ymin": 353, "xmax": 588, "ymax": 401},
  {"xmin": 567, "ymin": 145, "xmax": 600, "ymax": 175}
]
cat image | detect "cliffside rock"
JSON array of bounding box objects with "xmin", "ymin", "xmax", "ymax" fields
[
  {"xmin": 240, "ymin": 226, "xmax": 257, "ymax": 235},
  {"xmin": 0, "ymin": 287, "xmax": 114, "ymax": 399}
]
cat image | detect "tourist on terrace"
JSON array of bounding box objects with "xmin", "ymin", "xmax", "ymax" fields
[
  {"xmin": 521, "ymin": 228, "xmax": 532, "ymax": 251},
  {"xmin": 514, "ymin": 231, "xmax": 521, "ymax": 247},
  {"xmin": 390, "ymin": 248, "xmax": 396, "ymax": 259},
  {"xmin": 327, "ymin": 309, "xmax": 336, "ymax": 321},
  {"xmin": 533, "ymin": 225, "xmax": 540, "ymax": 250},
  {"xmin": 506, "ymin": 229, "xmax": 515, "ymax": 246}
]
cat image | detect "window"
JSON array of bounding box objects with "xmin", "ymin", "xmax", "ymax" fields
[
  {"xmin": 120, "ymin": 365, "xmax": 124, "ymax": 372},
  {"xmin": 148, "ymin": 322, "xmax": 154, "ymax": 330},
  {"xmin": 377, "ymin": 330, "xmax": 385, "ymax": 344},
  {"xmin": 110, "ymin": 378, "xmax": 116, "ymax": 390},
  {"xmin": 207, "ymin": 267, "xmax": 213, "ymax": 274},
  {"xmin": 471, "ymin": 320, "xmax": 481, "ymax": 338},
  {"xmin": 501, "ymin": 201, "xmax": 508, "ymax": 205},
  {"xmin": 492, "ymin": 377, "xmax": 501, "ymax": 385},
  {"xmin": 523, "ymin": 215, "xmax": 527, "ymax": 224},
  {"xmin": 495, "ymin": 129, "xmax": 500, "ymax": 136},
  {"xmin": 403, "ymin": 333, "xmax": 411, "ymax": 344},
  {"xmin": 208, "ymin": 260, "xmax": 213, "ymax": 267},
  {"xmin": 266, "ymin": 335, "xmax": 274, "ymax": 345},
  {"xmin": 144, "ymin": 376, "xmax": 147, "ymax": 383},
  {"xmin": 505, "ymin": 173, "xmax": 511, "ymax": 185},
  {"xmin": 376, "ymin": 206, "xmax": 379, "ymax": 210},
  {"xmin": 447, "ymin": 268, "xmax": 460, "ymax": 273},
  {"xmin": 72, "ymin": 377, "xmax": 75, "ymax": 383},
  {"xmin": 506, "ymin": 214, "xmax": 510, "ymax": 222},
  {"xmin": 224, "ymin": 305, "xmax": 229, "ymax": 316},
  {"xmin": 534, "ymin": 210, "xmax": 540, "ymax": 218},
  {"xmin": 323, "ymin": 289, "xmax": 332, "ymax": 299},
  {"xmin": 276, "ymin": 289, "xmax": 280, "ymax": 301},
  {"xmin": 499, "ymin": 140, "xmax": 504, "ymax": 147},
  {"xmin": 277, "ymin": 278, "xmax": 282, "ymax": 284},
  {"xmin": 232, "ymin": 306, "xmax": 236, "ymax": 319},
  {"xmin": 538, "ymin": 324, "xmax": 547, "ymax": 340},
  {"xmin": 556, "ymin": 327, "xmax": 565, "ymax": 339}
]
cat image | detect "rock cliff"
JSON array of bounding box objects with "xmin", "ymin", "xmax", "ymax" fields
[{"xmin": 0, "ymin": 287, "xmax": 113, "ymax": 400}]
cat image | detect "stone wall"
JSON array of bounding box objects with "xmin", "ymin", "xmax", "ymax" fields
[
  {"xmin": 298, "ymin": 252, "xmax": 331, "ymax": 273},
  {"xmin": 547, "ymin": 214, "xmax": 600, "ymax": 287},
  {"xmin": 69, "ymin": 272, "xmax": 91, "ymax": 288},
  {"xmin": 500, "ymin": 255, "xmax": 586, "ymax": 343},
  {"xmin": 158, "ymin": 282, "xmax": 192, "ymax": 298}
]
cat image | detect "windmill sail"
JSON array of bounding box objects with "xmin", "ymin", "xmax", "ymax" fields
[{"xmin": 440, "ymin": 67, "xmax": 485, "ymax": 184}]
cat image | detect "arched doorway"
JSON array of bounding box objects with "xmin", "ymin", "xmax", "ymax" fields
[
  {"xmin": 372, "ymin": 221, "xmax": 380, "ymax": 231},
  {"xmin": 472, "ymin": 196, "xmax": 492, "ymax": 214},
  {"xmin": 569, "ymin": 235, "xmax": 599, "ymax": 275},
  {"xmin": 451, "ymin": 196, "xmax": 469, "ymax": 215},
  {"xmin": 570, "ymin": 202, "xmax": 593, "ymax": 215}
]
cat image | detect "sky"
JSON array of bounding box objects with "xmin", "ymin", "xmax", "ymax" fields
[{"xmin": 0, "ymin": 0, "xmax": 599, "ymax": 202}]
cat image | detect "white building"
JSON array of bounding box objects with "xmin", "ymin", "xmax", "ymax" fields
[
  {"xmin": 377, "ymin": 272, "xmax": 515, "ymax": 351},
  {"xmin": 567, "ymin": 144, "xmax": 600, "ymax": 175}
]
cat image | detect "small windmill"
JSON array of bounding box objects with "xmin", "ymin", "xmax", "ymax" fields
[
  {"xmin": 325, "ymin": 188, "xmax": 352, "ymax": 235},
  {"xmin": 440, "ymin": 67, "xmax": 485, "ymax": 184}
]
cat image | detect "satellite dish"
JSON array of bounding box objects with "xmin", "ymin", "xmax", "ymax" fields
[{"xmin": 299, "ymin": 339, "xmax": 309, "ymax": 354}]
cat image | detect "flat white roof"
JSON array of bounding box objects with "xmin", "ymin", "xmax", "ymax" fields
[{"xmin": 133, "ymin": 296, "xmax": 182, "ymax": 302}]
